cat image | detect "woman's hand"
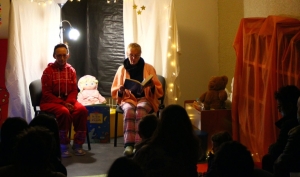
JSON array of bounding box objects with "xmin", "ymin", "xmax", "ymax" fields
[
  {"xmin": 143, "ymin": 79, "xmax": 154, "ymax": 88},
  {"xmin": 64, "ymin": 102, "xmax": 74, "ymax": 113},
  {"xmin": 119, "ymin": 85, "xmax": 125, "ymax": 92}
]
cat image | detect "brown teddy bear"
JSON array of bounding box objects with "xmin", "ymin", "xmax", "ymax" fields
[{"xmin": 199, "ymin": 75, "xmax": 228, "ymax": 110}]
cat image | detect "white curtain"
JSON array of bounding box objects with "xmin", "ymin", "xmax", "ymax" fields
[
  {"xmin": 123, "ymin": 0, "xmax": 180, "ymax": 105},
  {"xmin": 6, "ymin": 0, "xmax": 60, "ymax": 122}
]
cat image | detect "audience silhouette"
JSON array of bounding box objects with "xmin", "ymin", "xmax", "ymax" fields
[
  {"xmin": 204, "ymin": 131, "xmax": 232, "ymax": 177},
  {"xmin": 2, "ymin": 87, "xmax": 295, "ymax": 177},
  {"xmin": 262, "ymin": 85, "xmax": 300, "ymax": 173},
  {"xmin": 273, "ymin": 96, "xmax": 300, "ymax": 177},
  {"xmin": 133, "ymin": 104, "xmax": 201, "ymax": 177},
  {"xmin": 134, "ymin": 114, "xmax": 158, "ymax": 154},
  {"xmin": 0, "ymin": 117, "xmax": 28, "ymax": 167},
  {"xmin": 107, "ymin": 156, "xmax": 144, "ymax": 177},
  {"xmin": 213, "ymin": 141, "xmax": 273, "ymax": 177},
  {"xmin": 0, "ymin": 126, "xmax": 66, "ymax": 177},
  {"xmin": 29, "ymin": 114, "xmax": 67, "ymax": 176}
]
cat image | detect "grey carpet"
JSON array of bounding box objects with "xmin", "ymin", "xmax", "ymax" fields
[{"xmin": 62, "ymin": 137, "xmax": 124, "ymax": 177}]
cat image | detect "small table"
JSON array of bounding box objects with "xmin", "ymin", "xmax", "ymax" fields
[{"xmin": 184, "ymin": 100, "xmax": 232, "ymax": 153}]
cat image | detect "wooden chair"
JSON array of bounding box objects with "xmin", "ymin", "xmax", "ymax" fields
[
  {"xmin": 113, "ymin": 75, "xmax": 166, "ymax": 147},
  {"xmin": 29, "ymin": 79, "xmax": 91, "ymax": 150}
]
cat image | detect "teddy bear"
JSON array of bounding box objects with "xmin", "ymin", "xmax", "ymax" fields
[
  {"xmin": 77, "ymin": 75, "xmax": 106, "ymax": 106},
  {"xmin": 199, "ymin": 75, "xmax": 228, "ymax": 110}
]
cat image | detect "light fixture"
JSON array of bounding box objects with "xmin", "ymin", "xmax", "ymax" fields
[
  {"xmin": 53, "ymin": 0, "xmax": 80, "ymax": 43},
  {"xmin": 107, "ymin": 0, "xmax": 117, "ymax": 3},
  {"xmin": 30, "ymin": 0, "xmax": 79, "ymax": 6},
  {"xmin": 60, "ymin": 20, "xmax": 80, "ymax": 41},
  {"xmin": 53, "ymin": 0, "xmax": 67, "ymax": 7}
]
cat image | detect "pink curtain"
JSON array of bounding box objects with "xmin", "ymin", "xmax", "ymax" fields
[{"xmin": 232, "ymin": 16, "xmax": 300, "ymax": 162}]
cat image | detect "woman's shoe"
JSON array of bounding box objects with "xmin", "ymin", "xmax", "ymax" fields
[
  {"xmin": 72, "ymin": 144, "xmax": 86, "ymax": 156},
  {"xmin": 60, "ymin": 144, "xmax": 72, "ymax": 158},
  {"xmin": 123, "ymin": 146, "xmax": 133, "ymax": 156}
]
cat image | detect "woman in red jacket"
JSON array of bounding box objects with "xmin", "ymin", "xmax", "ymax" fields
[{"xmin": 40, "ymin": 43, "xmax": 88, "ymax": 158}]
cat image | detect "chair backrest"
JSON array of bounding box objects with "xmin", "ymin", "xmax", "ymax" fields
[
  {"xmin": 157, "ymin": 75, "xmax": 166, "ymax": 107},
  {"xmin": 29, "ymin": 79, "xmax": 42, "ymax": 116}
]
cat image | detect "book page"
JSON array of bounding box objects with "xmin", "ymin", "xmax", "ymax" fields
[
  {"xmin": 124, "ymin": 79, "xmax": 143, "ymax": 94},
  {"xmin": 141, "ymin": 74, "xmax": 153, "ymax": 86},
  {"xmin": 123, "ymin": 74, "xmax": 153, "ymax": 95}
]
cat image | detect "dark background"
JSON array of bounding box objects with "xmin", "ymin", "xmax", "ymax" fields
[{"xmin": 61, "ymin": 0, "xmax": 124, "ymax": 97}]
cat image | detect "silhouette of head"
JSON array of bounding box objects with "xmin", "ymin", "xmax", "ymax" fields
[
  {"xmin": 152, "ymin": 104, "xmax": 200, "ymax": 162},
  {"xmin": 15, "ymin": 126, "xmax": 56, "ymax": 170},
  {"xmin": 275, "ymin": 85, "xmax": 300, "ymax": 117},
  {"xmin": 29, "ymin": 114, "xmax": 61, "ymax": 158},
  {"xmin": 138, "ymin": 114, "xmax": 158, "ymax": 139},
  {"xmin": 214, "ymin": 141, "xmax": 254, "ymax": 177},
  {"xmin": 157, "ymin": 104, "xmax": 194, "ymax": 141},
  {"xmin": 1, "ymin": 117, "xmax": 28, "ymax": 145},
  {"xmin": 211, "ymin": 131, "xmax": 232, "ymax": 153},
  {"xmin": 107, "ymin": 156, "xmax": 144, "ymax": 177}
]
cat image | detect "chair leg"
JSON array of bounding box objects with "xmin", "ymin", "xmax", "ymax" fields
[
  {"xmin": 69, "ymin": 126, "xmax": 72, "ymax": 139},
  {"xmin": 86, "ymin": 124, "xmax": 91, "ymax": 150},
  {"xmin": 114, "ymin": 111, "xmax": 118, "ymax": 147}
]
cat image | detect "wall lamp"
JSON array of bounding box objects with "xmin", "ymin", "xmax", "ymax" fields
[
  {"xmin": 60, "ymin": 20, "xmax": 80, "ymax": 43},
  {"xmin": 53, "ymin": 0, "xmax": 80, "ymax": 43}
]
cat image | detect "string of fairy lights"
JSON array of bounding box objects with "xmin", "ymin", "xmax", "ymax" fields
[
  {"xmin": 129, "ymin": 2, "xmax": 180, "ymax": 103},
  {"xmin": 28, "ymin": 0, "xmax": 117, "ymax": 6},
  {"xmin": 165, "ymin": 4, "xmax": 179, "ymax": 103}
]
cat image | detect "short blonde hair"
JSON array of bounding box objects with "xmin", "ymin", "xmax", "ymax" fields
[{"xmin": 127, "ymin": 43, "xmax": 142, "ymax": 53}]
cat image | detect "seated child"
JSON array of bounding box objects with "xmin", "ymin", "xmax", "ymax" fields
[
  {"xmin": 133, "ymin": 114, "xmax": 158, "ymax": 154},
  {"xmin": 205, "ymin": 131, "xmax": 232, "ymax": 177}
]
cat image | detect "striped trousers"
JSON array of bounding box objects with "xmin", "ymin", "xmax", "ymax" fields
[{"xmin": 121, "ymin": 99, "xmax": 153, "ymax": 146}]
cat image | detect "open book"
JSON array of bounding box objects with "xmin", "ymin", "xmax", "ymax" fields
[{"xmin": 124, "ymin": 74, "xmax": 153, "ymax": 95}]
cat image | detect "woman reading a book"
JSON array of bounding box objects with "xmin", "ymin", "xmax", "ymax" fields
[{"xmin": 111, "ymin": 43, "xmax": 164, "ymax": 156}]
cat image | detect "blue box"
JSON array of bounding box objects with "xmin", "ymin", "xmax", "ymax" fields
[{"xmin": 85, "ymin": 105, "xmax": 110, "ymax": 143}]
